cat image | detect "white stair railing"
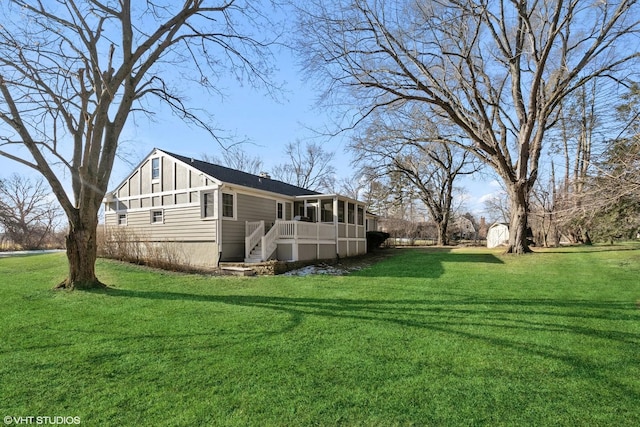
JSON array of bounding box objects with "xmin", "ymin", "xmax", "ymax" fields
[
  {"xmin": 261, "ymin": 221, "xmax": 280, "ymax": 261},
  {"xmin": 245, "ymin": 221, "xmax": 264, "ymax": 260}
]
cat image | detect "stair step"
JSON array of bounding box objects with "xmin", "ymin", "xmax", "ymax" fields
[{"xmin": 222, "ymin": 266, "xmax": 256, "ymax": 276}]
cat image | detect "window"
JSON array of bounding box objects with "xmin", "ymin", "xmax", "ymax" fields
[
  {"xmin": 151, "ymin": 158, "xmax": 160, "ymax": 180},
  {"xmin": 276, "ymin": 202, "xmax": 284, "ymax": 220},
  {"xmin": 347, "ymin": 203, "xmax": 355, "ymax": 224},
  {"xmin": 337, "ymin": 201, "xmax": 345, "ymax": 223},
  {"xmin": 151, "ymin": 210, "xmax": 163, "ymax": 224},
  {"xmin": 321, "ymin": 199, "xmax": 333, "ymax": 223},
  {"xmin": 222, "ymin": 193, "xmax": 235, "ymax": 219},
  {"xmin": 118, "ymin": 214, "xmax": 127, "ymax": 226},
  {"xmin": 357, "ymin": 206, "xmax": 364, "ymax": 225},
  {"xmin": 203, "ymin": 192, "xmax": 215, "ymax": 218}
]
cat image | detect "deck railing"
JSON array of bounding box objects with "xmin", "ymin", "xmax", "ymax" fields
[
  {"xmin": 261, "ymin": 224, "xmax": 279, "ymax": 261},
  {"xmin": 245, "ymin": 220, "xmax": 337, "ymax": 262},
  {"xmin": 277, "ymin": 220, "xmax": 335, "ymax": 241}
]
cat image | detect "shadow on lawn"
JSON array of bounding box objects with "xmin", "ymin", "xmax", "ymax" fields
[
  {"xmin": 351, "ymin": 248, "xmax": 504, "ymax": 278},
  {"xmin": 100, "ymin": 287, "xmax": 640, "ymax": 399},
  {"xmin": 103, "ymin": 287, "xmax": 638, "ymax": 344}
]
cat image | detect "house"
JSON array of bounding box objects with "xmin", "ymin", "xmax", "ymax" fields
[
  {"xmin": 452, "ymin": 216, "xmax": 476, "ymax": 240},
  {"xmin": 103, "ymin": 148, "xmax": 377, "ymax": 268},
  {"xmin": 486, "ymin": 223, "xmax": 509, "ymax": 248}
]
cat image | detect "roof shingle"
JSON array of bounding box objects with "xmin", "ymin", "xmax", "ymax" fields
[{"xmin": 164, "ymin": 150, "xmax": 321, "ymax": 197}]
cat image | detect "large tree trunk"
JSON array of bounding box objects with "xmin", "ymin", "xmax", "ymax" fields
[
  {"xmin": 505, "ymin": 182, "xmax": 533, "ymax": 254},
  {"xmin": 56, "ymin": 210, "xmax": 105, "ymax": 290},
  {"xmin": 436, "ymin": 220, "xmax": 449, "ymax": 246},
  {"xmin": 435, "ymin": 208, "xmax": 450, "ymax": 246}
]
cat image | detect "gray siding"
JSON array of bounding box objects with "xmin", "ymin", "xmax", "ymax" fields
[
  {"xmin": 221, "ymin": 193, "xmax": 277, "ymax": 261},
  {"xmin": 318, "ymin": 244, "xmax": 336, "ymax": 259},
  {"xmin": 276, "ymin": 243, "xmax": 293, "ymax": 261},
  {"xmin": 105, "ymin": 206, "xmax": 216, "ymax": 242}
]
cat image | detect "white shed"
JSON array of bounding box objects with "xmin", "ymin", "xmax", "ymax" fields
[{"xmin": 487, "ymin": 223, "xmax": 509, "ymax": 248}]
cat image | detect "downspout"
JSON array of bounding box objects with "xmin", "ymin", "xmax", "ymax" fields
[
  {"xmin": 334, "ymin": 196, "xmax": 339, "ymax": 258},
  {"xmin": 217, "ymin": 185, "xmax": 223, "ymax": 267}
]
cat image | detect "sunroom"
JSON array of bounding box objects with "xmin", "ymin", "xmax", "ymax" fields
[{"xmin": 244, "ymin": 194, "xmax": 370, "ymax": 263}]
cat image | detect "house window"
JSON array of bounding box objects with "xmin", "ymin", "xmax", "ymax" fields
[
  {"xmin": 337, "ymin": 201, "xmax": 345, "ymax": 223},
  {"xmin": 151, "ymin": 157, "xmax": 160, "ymax": 180},
  {"xmin": 203, "ymin": 192, "xmax": 215, "ymax": 218},
  {"xmin": 222, "ymin": 193, "xmax": 235, "ymax": 219},
  {"xmin": 118, "ymin": 213, "xmax": 127, "ymax": 226},
  {"xmin": 321, "ymin": 199, "xmax": 333, "ymax": 223},
  {"xmin": 276, "ymin": 202, "xmax": 284, "ymax": 220},
  {"xmin": 151, "ymin": 210, "xmax": 163, "ymax": 224},
  {"xmin": 348, "ymin": 203, "xmax": 355, "ymax": 224},
  {"xmin": 357, "ymin": 206, "xmax": 364, "ymax": 225}
]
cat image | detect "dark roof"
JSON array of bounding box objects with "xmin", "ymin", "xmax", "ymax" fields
[{"xmin": 164, "ymin": 150, "xmax": 321, "ymax": 197}]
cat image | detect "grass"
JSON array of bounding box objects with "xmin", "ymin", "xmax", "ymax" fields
[{"xmin": 1, "ymin": 245, "xmax": 639, "ymax": 426}]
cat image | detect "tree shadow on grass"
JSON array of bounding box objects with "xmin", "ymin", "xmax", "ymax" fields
[
  {"xmin": 98, "ymin": 286, "xmax": 640, "ymax": 399},
  {"xmin": 100, "ymin": 287, "xmax": 639, "ymax": 345}
]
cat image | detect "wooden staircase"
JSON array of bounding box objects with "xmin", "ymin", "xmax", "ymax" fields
[{"xmin": 245, "ymin": 241, "xmax": 264, "ymax": 263}]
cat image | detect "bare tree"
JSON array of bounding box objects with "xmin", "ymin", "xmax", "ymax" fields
[
  {"xmin": 482, "ymin": 190, "xmax": 511, "ymax": 224},
  {"xmin": 201, "ymin": 145, "xmax": 265, "ymax": 175},
  {"xmin": 0, "ymin": 1, "xmax": 278, "ymax": 289},
  {"xmin": 0, "ymin": 174, "xmax": 62, "ymax": 250},
  {"xmin": 530, "ymin": 171, "xmax": 561, "ymax": 248},
  {"xmin": 296, "ymin": 0, "xmax": 640, "ymax": 253},
  {"xmin": 553, "ymin": 80, "xmax": 640, "ymax": 243},
  {"xmin": 351, "ymin": 107, "xmax": 479, "ymax": 245},
  {"xmin": 272, "ymin": 139, "xmax": 336, "ymax": 191},
  {"xmin": 550, "ymin": 80, "xmax": 607, "ymax": 244}
]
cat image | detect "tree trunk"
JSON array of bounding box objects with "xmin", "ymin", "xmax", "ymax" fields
[
  {"xmin": 436, "ymin": 211, "xmax": 449, "ymax": 246},
  {"xmin": 505, "ymin": 182, "xmax": 533, "ymax": 254},
  {"xmin": 55, "ymin": 211, "xmax": 105, "ymax": 290},
  {"xmin": 436, "ymin": 220, "xmax": 449, "ymax": 246}
]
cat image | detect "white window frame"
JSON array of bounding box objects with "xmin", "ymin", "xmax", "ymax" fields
[
  {"xmin": 118, "ymin": 213, "xmax": 127, "ymax": 226},
  {"xmin": 347, "ymin": 202, "xmax": 355, "ymax": 224},
  {"xmin": 151, "ymin": 157, "xmax": 161, "ymax": 181},
  {"xmin": 150, "ymin": 209, "xmax": 164, "ymax": 224},
  {"xmin": 221, "ymin": 191, "xmax": 236, "ymax": 220},
  {"xmin": 201, "ymin": 190, "xmax": 217, "ymax": 219}
]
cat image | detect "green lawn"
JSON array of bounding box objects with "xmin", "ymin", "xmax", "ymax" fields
[{"xmin": 1, "ymin": 246, "xmax": 639, "ymax": 426}]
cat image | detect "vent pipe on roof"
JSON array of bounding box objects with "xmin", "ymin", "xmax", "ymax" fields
[{"xmin": 259, "ymin": 172, "xmax": 271, "ymax": 179}]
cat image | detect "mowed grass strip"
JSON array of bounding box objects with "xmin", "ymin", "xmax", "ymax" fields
[{"xmin": 1, "ymin": 246, "xmax": 639, "ymax": 426}]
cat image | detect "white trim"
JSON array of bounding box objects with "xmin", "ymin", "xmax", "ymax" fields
[
  {"xmin": 221, "ymin": 190, "xmax": 237, "ymax": 220},
  {"xmin": 117, "ymin": 213, "xmax": 127, "ymax": 226},
  {"xmin": 201, "ymin": 189, "xmax": 217, "ymax": 219},
  {"xmin": 150, "ymin": 209, "xmax": 164, "ymax": 224},
  {"xmin": 108, "ymin": 201, "xmax": 198, "ymax": 214},
  {"xmin": 109, "ymin": 185, "xmax": 217, "ymax": 202},
  {"xmin": 151, "ymin": 156, "xmax": 161, "ymax": 182}
]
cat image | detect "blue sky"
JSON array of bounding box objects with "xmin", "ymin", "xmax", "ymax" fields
[{"xmin": 0, "ymin": 11, "xmax": 496, "ymax": 219}]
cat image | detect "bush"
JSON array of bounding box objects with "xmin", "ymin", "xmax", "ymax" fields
[
  {"xmin": 98, "ymin": 226, "xmax": 191, "ymax": 271},
  {"xmin": 366, "ymin": 231, "xmax": 390, "ymax": 252}
]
